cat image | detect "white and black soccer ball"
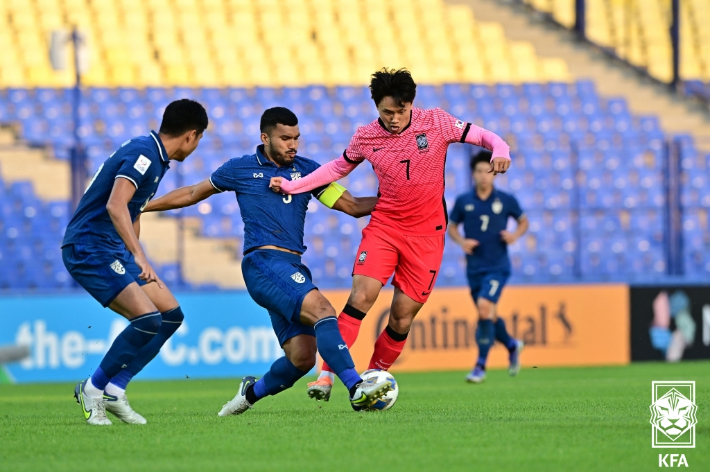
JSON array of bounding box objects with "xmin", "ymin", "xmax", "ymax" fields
[{"xmin": 360, "ymin": 369, "xmax": 398, "ymax": 411}]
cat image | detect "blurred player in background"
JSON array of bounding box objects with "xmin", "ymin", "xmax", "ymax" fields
[
  {"xmin": 143, "ymin": 107, "xmax": 391, "ymax": 414},
  {"xmin": 448, "ymin": 150, "xmax": 529, "ymax": 383},
  {"xmin": 269, "ymin": 68, "xmax": 512, "ymax": 401},
  {"xmin": 62, "ymin": 99, "xmax": 208, "ymax": 425}
]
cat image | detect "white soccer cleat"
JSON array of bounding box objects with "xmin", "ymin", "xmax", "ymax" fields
[
  {"xmin": 218, "ymin": 376, "xmax": 256, "ymax": 417},
  {"xmin": 104, "ymin": 393, "xmax": 147, "ymax": 424},
  {"xmin": 74, "ymin": 380, "xmax": 112, "ymax": 426},
  {"xmin": 509, "ymin": 340, "xmax": 524, "ymax": 377},
  {"xmin": 466, "ymin": 366, "xmax": 486, "ymax": 384},
  {"xmin": 350, "ymin": 378, "xmax": 392, "ymax": 411}
]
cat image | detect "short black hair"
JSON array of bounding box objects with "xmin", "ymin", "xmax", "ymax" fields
[
  {"xmin": 370, "ymin": 68, "xmax": 417, "ymax": 107},
  {"xmin": 260, "ymin": 107, "xmax": 298, "ymax": 134},
  {"xmin": 470, "ymin": 150, "xmax": 492, "ymax": 170},
  {"xmin": 159, "ymin": 99, "xmax": 208, "ymax": 136}
]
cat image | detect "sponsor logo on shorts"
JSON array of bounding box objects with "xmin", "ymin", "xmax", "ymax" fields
[
  {"xmin": 338, "ymin": 344, "xmax": 347, "ymax": 350},
  {"xmin": 415, "ymin": 133, "xmax": 429, "ymax": 152},
  {"xmin": 357, "ymin": 251, "xmax": 367, "ymax": 264},
  {"xmin": 291, "ymin": 272, "xmax": 306, "ymax": 284},
  {"xmin": 110, "ymin": 260, "xmax": 126, "ymax": 275}
]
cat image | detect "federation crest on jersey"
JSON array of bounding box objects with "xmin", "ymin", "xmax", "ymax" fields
[
  {"xmin": 291, "ymin": 272, "xmax": 306, "ymax": 284},
  {"xmin": 415, "ymin": 133, "xmax": 429, "ymax": 152},
  {"xmin": 465, "ymin": 203, "xmax": 475, "ymax": 211},
  {"xmin": 110, "ymin": 260, "xmax": 126, "ymax": 275},
  {"xmin": 357, "ymin": 251, "xmax": 367, "ymax": 264},
  {"xmin": 492, "ymin": 199, "xmax": 503, "ymax": 214}
]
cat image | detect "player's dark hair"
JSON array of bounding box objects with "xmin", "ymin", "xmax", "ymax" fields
[
  {"xmin": 470, "ymin": 150, "xmax": 492, "ymax": 170},
  {"xmin": 159, "ymin": 99, "xmax": 208, "ymax": 137},
  {"xmin": 260, "ymin": 107, "xmax": 298, "ymax": 134},
  {"xmin": 369, "ymin": 68, "xmax": 417, "ymax": 107}
]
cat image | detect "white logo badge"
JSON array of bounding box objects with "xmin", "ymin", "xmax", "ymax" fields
[
  {"xmin": 133, "ymin": 155, "xmax": 151, "ymax": 175},
  {"xmin": 358, "ymin": 251, "xmax": 367, "ymax": 264},
  {"xmin": 650, "ymin": 381, "xmax": 697, "ymax": 448},
  {"xmin": 291, "ymin": 272, "xmax": 305, "ymax": 284},
  {"xmin": 492, "ymin": 199, "xmax": 503, "ymax": 214},
  {"xmin": 110, "ymin": 260, "xmax": 126, "ymax": 275},
  {"xmin": 253, "ymin": 173, "xmax": 263, "ymax": 178},
  {"xmin": 290, "ymin": 172, "xmax": 302, "ymax": 180},
  {"xmin": 454, "ymin": 119, "xmax": 465, "ymax": 129},
  {"xmin": 465, "ymin": 203, "xmax": 475, "ymax": 212},
  {"xmin": 154, "ymin": 177, "xmax": 159, "ymax": 183}
]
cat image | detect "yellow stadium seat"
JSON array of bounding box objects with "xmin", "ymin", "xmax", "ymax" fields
[
  {"xmin": 136, "ymin": 64, "xmax": 164, "ymax": 87},
  {"xmin": 164, "ymin": 64, "xmax": 193, "ymax": 86},
  {"xmin": 109, "ymin": 65, "xmax": 136, "ymax": 86},
  {"xmin": 192, "ymin": 64, "xmax": 221, "ymax": 87},
  {"xmin": 0, "ymin": 66, "xmax": 27, "ymax": 87},
  {"xmin": 541, "ymin": 57, "xmax": 571, "ymax": 82}
]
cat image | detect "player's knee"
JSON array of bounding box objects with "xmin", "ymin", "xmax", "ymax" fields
[
  {"xmin": 304, "ymin": 294, "xmax": 336, "ymax": 324},
  {"xmin": 348, "ymin": 288, "xmax": 377, "ymax": 311},
  {"xmin": 477, "ymin": 300, "xmax": 494, "ymax": 319},
  {"xmin": 389, "ymin": 312, "xmax": 415, "ymax": 333},
  {"xmin": 289, "ymin": 349, "xmax": 316, "ymax": 371},
  {"xmin": 131, "ymin": 311, "xmax": 162, "ymax": 335}
]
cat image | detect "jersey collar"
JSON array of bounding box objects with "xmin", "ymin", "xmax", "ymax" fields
[
  {"xmin": 150, "ymin": 131, "xmax": 169, "ymax": 164},
  {"xmin": 256, "ymin": 145, "xmax": 273, "ymax": 166},
  {"xmin": 473, "ymin": 186, "xmax": 497, "ymax": 202}
]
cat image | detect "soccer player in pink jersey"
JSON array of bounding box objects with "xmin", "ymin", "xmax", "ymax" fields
[{"xmin": 270, "ymin": 68, "xmax": 511, "ymax": 401}]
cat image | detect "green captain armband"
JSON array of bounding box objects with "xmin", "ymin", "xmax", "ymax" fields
[{"xmin": 317, "ymin": 182, "xmax": 347, "ymax": 208}]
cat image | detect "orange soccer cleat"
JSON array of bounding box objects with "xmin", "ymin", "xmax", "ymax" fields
[{"xmin": 306, "ymin": 376, "xmax": 333, "ymax": 402}]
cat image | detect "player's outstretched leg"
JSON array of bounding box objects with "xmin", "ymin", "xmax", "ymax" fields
[
  {"xmin": 219, "ymin": 335, "xmax": 313, "ymax": 416},
  {"xmin": 301, "ymin": 290, "xmax": 391, "ymax": 411},
  {"xmin": 74, "ymin": 284, "xmax": 162, "ymax": 425},
  {"xmin": 309, "ymin": 275, "xmax": 382, "ymax": 401},
  {"xmin": 494, "ymin": 317, "xmax": 524, "ymax": 376}
]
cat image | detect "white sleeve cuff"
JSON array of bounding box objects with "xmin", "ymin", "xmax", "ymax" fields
[{"xmin": 115, "ymin": 175, "xmax": 138, "ymax": 188}]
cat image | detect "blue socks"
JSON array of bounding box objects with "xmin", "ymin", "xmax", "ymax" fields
[
  {"xmin": 494, "ymin": 318, "xmax": 517, "ymax": 353},
  {"xmin": 475, "ymin": 319, "xmax": 495, "ymax": 369},
  {"xmin": 109, "ymin": 307, "xmax": 185, "ymax": 389},
  {"xmin": 248, "ymin": 357, "xmax": 308, "ymax": 404},
  {"xmin": 92, "ymin": 311, "xmax": 161, "ymax": 389},
  {"xmin": 314, "ymin": 316, "xmax": 361, "ymax": 391}
]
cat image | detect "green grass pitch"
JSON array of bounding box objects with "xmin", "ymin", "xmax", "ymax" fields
[{"xmin": 1, "ymin": 362, "xmax": 708, "ymax": 472}]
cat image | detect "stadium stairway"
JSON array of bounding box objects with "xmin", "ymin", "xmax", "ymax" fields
[
  {"xmin": 451, "ymin": 0, "xmax": 710, "ymax": 152},
  {"xmin": 0, "ymin": 125, "xmax": 244, "ymax": 289}
]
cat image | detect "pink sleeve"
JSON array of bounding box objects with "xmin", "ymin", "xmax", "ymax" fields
[
  {"xmin": 464, "ymin": 124, "xmax": 511, "ymax": 160},
  {"xmin": 279, "ymin": 155, "xmax": 359, "ymax": 195}
]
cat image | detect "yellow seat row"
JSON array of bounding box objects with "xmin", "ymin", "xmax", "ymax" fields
[
  {"xmin": 0, "ymin": 0, "xmax": 572, "ymax": 87},
  {"xmin": 531, "ymin": 0, "xmax": 708, "ymax": 82}
]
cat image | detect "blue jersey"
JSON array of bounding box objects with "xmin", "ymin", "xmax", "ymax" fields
[
  {"xmin": 209, "ymin": 145, "xmax": 328, "ymax": 255},
  {"xmin": 62, "ymin": 131, "xmax": 170, "ymax": 253},
  {"xmin": 449, "ymin": 188, "xmax": 524, "ymax": 274}
]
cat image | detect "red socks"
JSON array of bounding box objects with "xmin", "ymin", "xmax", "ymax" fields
[
  {"xmin": 321, "ymin": 305, "xmax": 366, "ymax": 373},
  {"xmin": 368, "ymin": 326, "xmax": 409, "ymax": 371}
]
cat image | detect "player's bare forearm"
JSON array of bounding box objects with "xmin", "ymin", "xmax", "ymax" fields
[
  {"xmin": 514, "ymin": 215, "xmax": 529, "ymax": 238},
  {"xmin": 145, "ymin": 179, "xmax": 218, "ymax": 212},
  {"xmin": 332, "ymin": 191, "xmax": 378, "ymax": 218},
  {"xmin": 133, "ymin": 212, "xmax": 141, "ymax": 240},
  {"xmin": 447, "ymin": 223, "xmax": 466, "ymax": 246},
  {"xmin": 107, "ymin": 179, "xmax": 145, "ymax": 257}
]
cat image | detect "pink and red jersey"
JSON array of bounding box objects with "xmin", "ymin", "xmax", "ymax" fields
[{"xmin": 344, "ymin": 107, "xmax": 470, "ymax": 235}]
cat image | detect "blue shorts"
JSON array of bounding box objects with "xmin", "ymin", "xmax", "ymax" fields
[
  {"xmin": 241, "ymin": 249, "xmax": 317, "ymax": 346},
  {"xmin": 62, "ymin": 244, "xmax": 146, "ymax": 307},
  {"xmin": 467, "ymin": 271, "xmax": 510, "ymax": 304}
]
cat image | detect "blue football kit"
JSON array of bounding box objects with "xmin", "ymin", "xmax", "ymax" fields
[
  {"xmin": 449, "ymin": 188, "xmax": 524, "ymax": 303},
  {"xmin": 209, "ymin": 145, "xmax": 330, "ymax": 346},
  {"xmin": 62, "ymin": 131, "xmax": 170, "ymax": 307}
]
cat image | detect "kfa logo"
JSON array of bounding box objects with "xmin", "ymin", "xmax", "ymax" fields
[
  {"xmin": 658, "ymin": 454, "xmax": 689, "ymax": 467},
  {"xmin": 110, "ymin": 260, "xmax": 125, "ymax": 275},
  {"xmin": 650, "ymin": 381, "xmax": 697, "ymax": 448},
  {"xmin": 290, "ymin": 272, "xmax": 305, "ymax": 284},
  {"xmin": 415, "ymin": 133, "xmax": 429, "ymax": 152},
  {"xmin": 357, "ymin": 251, "xmax": 367, "ymax": 264}
]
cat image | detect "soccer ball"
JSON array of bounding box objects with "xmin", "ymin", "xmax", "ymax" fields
[{"xmin": 360, "ymin": 369, "xmax": 398, "ymax": 411}]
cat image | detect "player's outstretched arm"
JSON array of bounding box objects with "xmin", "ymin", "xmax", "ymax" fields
[
  {"xmin": 144, "ymin": 179, "xmax": 218, "ymax": 212},
  {"xmin": 332, "ymin": 190, "xmax": 379, "ymax": 218},
  {"xmin": 270, "ymin": 155, "xmax": 359, "ymax": 195},
  {"xmin": 464, "ymin": 124, "xmax": 511, "ymax": 175},
  {"xmin": 107, "ymin": 178, "xmax": 161, "ymax": 287}
]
